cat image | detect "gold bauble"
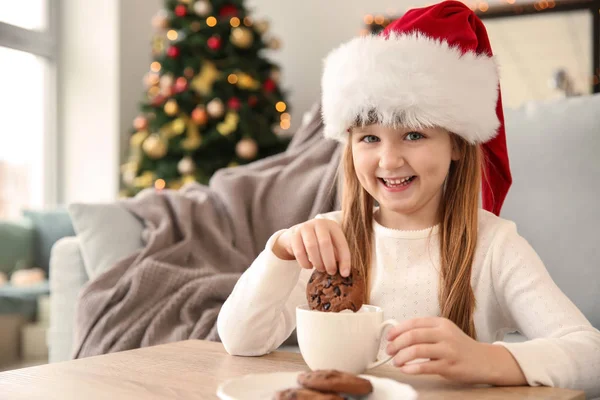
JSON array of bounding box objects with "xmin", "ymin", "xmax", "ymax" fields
[
  {"xmin": 191, "ymin": 106, "xmax": 208, "ymax": 125},
  {"xmin": 206, "ymin": 98, "xmax": 225, "ymax": 118},
  {"xmin": 164, "ymin": 99, "xmax": 179, "ymax": 116},
  {"xmin": 235, "ymin": 138, "xmax": 258, "ymax": 160},
  {"xmin": 142, "ymin": 134, "xmax": 168, "ymax": 159},
  {"xmin": 230, "ymin": 27, "xmax": 253, "ymax": 49},
  {"xmin": 130, "ymin": 130, "xmax": 149, "ymax": 148},
  {"xmin": 255, "ymin": 20, "xmax": 269, "ymax": 34}
]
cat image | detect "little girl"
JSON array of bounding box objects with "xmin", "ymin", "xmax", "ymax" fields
[{"xmin": 217, "ymin": 1, "xmax": 600, "ymax": 396}]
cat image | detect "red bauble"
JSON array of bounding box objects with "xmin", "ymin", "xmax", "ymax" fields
[
  {"xmin": 219, "ymin": 5, "xmax": 238, "ymax": 17},
  {"xmin": 228, "ymin": 97, "xmax": 241, "ymax": 110},
  {"xmin": 174, "ymin": 77, "xmax": 188, "ymax": 93},
  {"xmin": 175, "ymin": 5, "xmax": 187, "ymax": 17},
  {"xmin": 151, "ymin": 94, "xmax": 166, "ymax": 106},
  {"xmin": 248, "ymin": 95, "xmax": 258, "ymax": 107},
  {"xmin": 263, "ymin": 78, "xmax": 276, "ymax": 93},
  {"xmin": 207, "ymin": 36, "xmax": 222, "ymax": 50},
  {"xmin": 167, "ymin": 46, "xmax": 180, "ymax": 58}
]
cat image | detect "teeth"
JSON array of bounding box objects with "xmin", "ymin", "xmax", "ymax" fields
[{"xmin": 382, "ymin": 176, "xmax": 412, "ymax": 185}]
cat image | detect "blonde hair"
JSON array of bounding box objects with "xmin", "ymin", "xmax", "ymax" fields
[{"xmin": 340, "ymin": 134, "xmax": 481, "ymax": 339}]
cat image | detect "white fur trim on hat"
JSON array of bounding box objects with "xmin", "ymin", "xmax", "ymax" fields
[{"xmin": 321, "ymin": 32, "xmax": 500, "ymax": 144}]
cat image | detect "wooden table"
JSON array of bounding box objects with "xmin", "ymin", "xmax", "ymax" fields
[{"xmin": 0, "ymin": 340, "xmax": 585, "ymax": 400}]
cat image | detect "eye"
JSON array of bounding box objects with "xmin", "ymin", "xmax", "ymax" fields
[
  {"xmin": 360, "ymin": 135, "xmax": 379, "ymax": 143},
  {"xmin": 406, "ymin": 132, "xmax": 424, "ymax": 141}
]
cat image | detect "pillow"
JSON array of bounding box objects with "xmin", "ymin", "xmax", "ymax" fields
[
  {"xmin": 67, "ymin": 202, "xmax": 145, "ymax": 279},
  {"xmin": 0, "ymin": 218, "xmax": 35, "ymax": 277}
]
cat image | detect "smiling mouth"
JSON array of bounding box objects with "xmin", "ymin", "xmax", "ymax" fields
[{"xmin": 378, "ymin": 176, "xmax": 417, "ymax": 188}]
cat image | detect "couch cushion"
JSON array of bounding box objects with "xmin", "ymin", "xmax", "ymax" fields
[
  {"xmin": 502, "ymin": 94, "xmax": 600, "ymax": 329},
  {"xmin": 67, "ymin": 203, "xmax": 145, "ymax": 279},
  {"xmin": 0, "ymin": 218, "xmax": 35, "ymax": 276},
  {"xmin": 22, "ymin": 209, "xmax": 75, "ymax": 277}
]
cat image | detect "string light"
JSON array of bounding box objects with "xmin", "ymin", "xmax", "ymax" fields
[
  {"xmin": 230, "ymin": 17, "xmax": 240, "ymax": 27},
  {"xmin": 148, "ymin": 86, "xmax": 160, "ymax": 96},
  {"xmin": 150, "ymin": 62, "xmax": 161, "ymax": 72},
  {"xmin": 167, "ymin": 30, "xmax": 178, "ymax": 40},
  {"xmin": 206, "ymin": 16, "xmax": 217, "ymax": 27},
  {"xmin": 478, "ymin": 2, "xmax": 489, "ymax": 12},
  {"xmin": 227, "ymin": 73, "xmax": 239, "ymax": 84},
  {"xmin": 507, "ymin": 0, "xmax": 516, "ymax": 4},
  {"xmin": 243, "ymin": 16, "xmax": 253, "ymax": 26},
  {"xmin": 280, "ymin": 119, "xmax": 291, "ymax": 130},
  {"xmin": 364, "ymin": 14, "xmax": 374, "ymax": 24},
  {"xmin": 280, "ymin": 112, "xmax": 291, "ymax": 121},
  {"xmin": 275, "ymin": 101, "xmax": 287, "ymax": 112},
  {"xmin": 154, "ymin": 179, "xmax": 166, "ymax": 190},
  {"xmin": 374, "ymin": 15, "xmax": 385, "ymax": 25}
]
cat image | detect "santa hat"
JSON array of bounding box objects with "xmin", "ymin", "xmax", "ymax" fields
[{"xmin": 321, "ymin": 0, "xmax": 512, "ymax": 216}]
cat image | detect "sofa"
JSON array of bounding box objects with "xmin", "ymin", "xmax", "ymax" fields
[{"xmin": 48, "ymin": 94, "xmax": 600, "ymax": 363}]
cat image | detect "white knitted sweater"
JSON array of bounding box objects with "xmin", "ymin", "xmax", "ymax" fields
[{"xmin": 217, "ymin": 209, "xmax": 600, "ymax": 397}]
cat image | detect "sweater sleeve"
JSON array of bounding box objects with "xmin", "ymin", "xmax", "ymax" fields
[
  {"xmin": 490, "ymin": 221, "xmax": 600, "ymax": 397},
  {"xmin": 217, "ymin": 229, "xmax": 311, "ymax": 356}
]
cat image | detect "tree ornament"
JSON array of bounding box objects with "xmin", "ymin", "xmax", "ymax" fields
[
  {"xmin": 174, "ymin": 77, "xmax": 188, "ymax": 93},
  {"xmin": 164, "ymin": 99, "xmax": 179, "ymax": 116},
  {"xmin": 174, "ymin": 4, "xmax": 187, "ymax": 17},
  {"xmin": 219, "ymin": 5, "xmax": 238, "ymax": 17},
  {"xmin": 183, "ymin": 67, "xmax": 195, "ymax": 78},
  {"xmin": 143, "ymin": 135, "xmax": 168, "ymax": 159},
  {"xmin": 193, "ymin": 0, "xmax": 212, "ymax": 16},
  {"xmin": 177, "ymin": 156, "xmax": 196, "ymax": 174},
  {"xmin": 167, "ymin": 45, "xmax": 180, "ymax": 58},
  {"xmin": 235, "ymin": 137, "xmax": 258, "ymax": 160},
  {"xmin": 217, "ymin": 112, "xmax": 239, "ymax": 136},
  {"xmin": 268, "ymin": 37, "xmax": 281, "ymax": 50},
  {"xmin": 133, "ymin": 116, "xmax": 148, "ymax": 130},
  {"xmin": 230, "ymin": 27, "xmax": 253, "ymax": 49},
  {"xmin": 207, "ymin": 98, "xmax": 225, "ymax": 118},
  {"xmin": 134, "ymin": 171, "xmax": 155, "ymax": 188},
  {"xmin": 191, "ymin": 61, "xmax": 221, "ymax": 95},
  {"xmin": 151, "ymin": 10, "xmax": 169, "ymax": 30},
  {"xmin": 263, "ymin": 78, "xmax": 276, "ymax": 93},
  {"xmin": 255, "ymin": 20, "xmax": 269, "ymax": 34},
  {"xmin": 191, "ymin": 106, "xmax": 208, "ymax": 124},
  {"xmin": 227, "ymin": 97, "xmax": 241, "ymax": 111},
  {"xmin": 207, "ymin": 35, "xmax": 222, "ymax": 51}
]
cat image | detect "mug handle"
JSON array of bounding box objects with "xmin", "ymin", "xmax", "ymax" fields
[{"xmin": 366, "ymin": 319, "xmax": 400, "ymax": 370}]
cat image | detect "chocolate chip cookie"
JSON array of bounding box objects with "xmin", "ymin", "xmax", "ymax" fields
[
  {"xmin": 306, "ymin": 269, "xmax": 365, "ymax": 312},
  {"xmin": 297, "ymin": 370, "xmax": 373, "ymax": 396},
  {"xmin": 272, "ymin": 388, "xmax": 344, "ymax": 400}
]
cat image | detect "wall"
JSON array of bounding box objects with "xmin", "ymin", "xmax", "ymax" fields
[{"xmin": 59, "ymin": 0, "xmax": 161, "ymax": 204}]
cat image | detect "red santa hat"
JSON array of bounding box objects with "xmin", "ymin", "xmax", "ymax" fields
[{"xmin": 321, "ymin": 0, "xmax": 512, "ymax": 216}]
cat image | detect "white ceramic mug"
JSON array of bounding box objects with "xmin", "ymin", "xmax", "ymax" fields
[{"xmin": 295, "ymin": 304, "xmax": 399, "ymax": 374}]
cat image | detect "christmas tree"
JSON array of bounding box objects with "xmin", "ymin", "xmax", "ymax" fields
[{"xmin": 121, "ymin": 0, "xmax": 292, "ymax": 195}]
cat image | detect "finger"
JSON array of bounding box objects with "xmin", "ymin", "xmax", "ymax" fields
[
  {"xmin": 387, "ymin": 317, "xmax": 444, "ymax": 341},
  {"xmin": 399, "ymin": 359, "xmax": 447, "ymax": 376},
  {"xmin": 392, "ymin": 344, "xmax": 447, "ymax": 367},
  {"xmin": 329, "ymin": 224, "xmax": 351, "ymax": 277},
  {"xmin": 314, "ymin": 223, "xmax": 337, "ymax": 275},
  {"xmin": 291, "ymin": 228, "xmax": 312, "ymax": 270},
  {"xmin": 301, "ymin": 227, "xmax": 325, "ymax": 272},
  {"xmin": 386, "ymin": 328, "xmax": 440, "ymax": 356}
]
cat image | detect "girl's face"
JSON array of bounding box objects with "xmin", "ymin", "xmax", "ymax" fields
[{"xmin": 351, "ymin": 124, "xmax": 460, "ymax": 229}]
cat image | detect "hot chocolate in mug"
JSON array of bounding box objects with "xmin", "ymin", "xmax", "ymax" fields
[{"xmin": 296, "ymin": 304, "xmax": 400, "ymax": 374}]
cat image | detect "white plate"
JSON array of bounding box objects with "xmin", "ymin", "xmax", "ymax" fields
[{"xmin": 217, "ymin": 371, "xmax": 418, "ymax": 400}]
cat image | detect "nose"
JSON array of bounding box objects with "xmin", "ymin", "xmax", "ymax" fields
[{"xmin": 378, "ymin": 146, "xmax": 405, "ymax": 171}]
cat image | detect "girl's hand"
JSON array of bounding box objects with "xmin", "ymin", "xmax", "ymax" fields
[
  {"xmin": 386, "ymin": 317, "xmax": 527, "ymax": 386},
  {"xmin": 272, "ymin": 219, "xmax": 351, "ymax": 277}
]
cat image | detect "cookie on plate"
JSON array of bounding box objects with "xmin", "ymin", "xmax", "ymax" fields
[
  {"xmin": 272, "ymin": 387, "xmax": 344, "ymax": 400},
  {"xmin": 297, "ymin": 370, "xmax": 373, "ymax": 396},
  {"xmin": 306, "ymin": 269, "xmax": 365, "ymax": 312}
]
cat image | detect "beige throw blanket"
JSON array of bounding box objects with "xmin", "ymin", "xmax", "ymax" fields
[{"xmin": 72, "ymin": 104, "xmax": 342, "ymax": 358}]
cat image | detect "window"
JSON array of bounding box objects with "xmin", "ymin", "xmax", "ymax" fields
[{"xmin": 0, "ymin": 0, "xmax": 57, "ymax": 219}]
